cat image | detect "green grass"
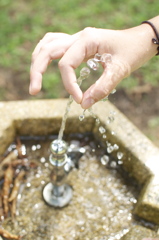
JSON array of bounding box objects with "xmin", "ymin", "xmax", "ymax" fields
[{"xmin": 0, "ymin": 0, "xmax": 159, "ymax": 99}]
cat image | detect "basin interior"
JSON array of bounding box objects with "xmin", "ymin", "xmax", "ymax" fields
[{"xmin": 0, "ymin": 133, "xmax": 157, "ymax": 240}]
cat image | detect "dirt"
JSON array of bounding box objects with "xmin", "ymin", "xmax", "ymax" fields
[{"xmin": 0, "ymin": 67, "xmax": 159, "ymax": 147}]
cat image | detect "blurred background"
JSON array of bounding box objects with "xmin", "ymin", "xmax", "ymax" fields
[{"xmin": 0, "ymin": 0, "xmax": 159, "ymax": 146}]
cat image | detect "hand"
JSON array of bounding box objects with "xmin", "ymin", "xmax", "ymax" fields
[{"xmin": 30, "ymin": 20, "xmax": 157, "ymax": 109}]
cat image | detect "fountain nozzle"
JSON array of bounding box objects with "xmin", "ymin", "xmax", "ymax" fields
[{"xmin": 43, "ymin": 139, "xmax": 73, "ymax": 208}]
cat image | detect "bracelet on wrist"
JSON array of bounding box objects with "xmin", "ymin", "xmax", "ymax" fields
[{"xmin": 142, "ymin": 20, "xmax": 159, "ymax": 56}]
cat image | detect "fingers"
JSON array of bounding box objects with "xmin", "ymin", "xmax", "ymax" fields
[
  {"xmin": 29, "ymin": 69, "xmax": 43, "ymax": 95},
  {"xmin": 32, "ymin": 33, "xmax": 70, "ymax": 62},
  {"xmin": 81, "ymin": 59, "xmax": 131, "ymax": 109},
  {"xmin": 29, "ymin": 33, "xmax": 78, "ymax": 95},
  {"xmin": 58, "ymin": 39, "xmax": 86, "ymax": 103},
  {"xmin": 58, "ymin": 35, "xmax": 98, "ymax": 103}
]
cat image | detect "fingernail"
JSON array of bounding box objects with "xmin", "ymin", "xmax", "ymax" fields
[
  {"xmin": 82, "ymin": 98, "xmax": 95, "ymax": 109},
  {"xmin": 29, "ymin": 82, "xmax": 39, "ymax": 95}
]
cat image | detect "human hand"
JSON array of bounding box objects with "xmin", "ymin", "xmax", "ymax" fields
[{"xmin": 30, "ymin": 19, "xmax": 157, "ymax": 109}]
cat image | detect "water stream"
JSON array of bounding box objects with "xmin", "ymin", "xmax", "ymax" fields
[{"xmin": 58, "ymin": 67, "xmax": 90, "ymax": 140}]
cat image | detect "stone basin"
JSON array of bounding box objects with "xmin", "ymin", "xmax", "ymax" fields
[{"xmin": 0, "ymin": 99, "xmax": 159, "ymax": 239}]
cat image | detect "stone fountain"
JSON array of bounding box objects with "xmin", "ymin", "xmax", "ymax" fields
[{"xmin": 0, "ymin": 99, "xmax": 159, "ymax": 239}]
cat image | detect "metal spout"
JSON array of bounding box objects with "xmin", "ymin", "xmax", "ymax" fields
[
  {"xmin": 43, "ymin": 139, "xmax": 73, "ymax": 208},
  {"xmin": 49, "ymin": 139, "xmax": 68, "ymax": 166}
]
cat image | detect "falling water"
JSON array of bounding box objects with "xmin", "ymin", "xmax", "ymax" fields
[{"xmin": 58, "ymin": 67, "xmax": 90, "ymax": 140}]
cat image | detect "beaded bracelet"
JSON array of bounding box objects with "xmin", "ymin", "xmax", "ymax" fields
[{"xmin": 142, "ymin": 20, "xmax": 159, "ymax": 56}]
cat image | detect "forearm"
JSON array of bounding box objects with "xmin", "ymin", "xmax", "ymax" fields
[{"xmin": 125, "ymin": 15, "xmax": 159, "ymax": 71}]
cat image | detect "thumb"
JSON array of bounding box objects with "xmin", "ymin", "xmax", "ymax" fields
[{"xmin": 81, "ymin": 58, "xmax": 130, "ymax": 109}]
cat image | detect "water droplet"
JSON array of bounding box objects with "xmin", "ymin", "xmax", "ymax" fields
[
  {"xmin": 101, "ymin": 53, "xmax": 112, "ymax": 64},
  {"xmin": 101, "ymin": 96, "xmax": 109, "ymax": 102},
  {"xmin": 79, "ymin": 115, "xmax": 85, "ymax": 121},
  {"xmin": 17, "ymin": 194, "xmax": 22, "ymax": 200},
  {"xmin": 111, "ymin": 131, "xmax": 116, "ymax": 135},
  {"xmin": 8, "ymin": 144, "xmax": 16, "ymax": 152},
  {"xmin": 94, "ymin": 53, "xmax": 101, "ymax": 62},
  {"xmin": 110, "ymin": 110, "xmax": 116, "ymax": 115},
  {"xmin": 15, "ymin": 169, "xmax": 20, "ymax": 175},
  {"xmin": 117, "ymin": 152, "xmax": 124, "ymax": 160},
  {"xmin": 103, "ymin": 134, "xmax": 107, "ymax": 139},
  {"xmin": 107, "ymin": 145, "xmax": 114, "ymax": 153},
  {"xmin": 110, "ymin": 161, "xmax": 117, "ymax": 168},
  {"xmin": 96, "ymin": 118, "xmax": 100, "ymax": 125},
  {"xmin": 40, "ymin": 157, "xmax": 46, "ymax": 163},
  {"xmin": 129, "ymin": 197, "xmax": 137, "ymax": 204},
  {"xmin": 87, "ymin": 59, "xmax": 99, "ymax": 70},
  {"xmin": 100, "ymin": 155, "xmax": 109, "ymax": 166},
  {"xmin": 113, "ymin": 144, "xmax": 119, "ymax": 150},
  {"xmin": 111, "ymin": 89, "xmax": 116, "ymax": 94},
  {"xmin": 44, "ymin": 162, "xmax": 49, "ymax": 168},
  {"xmin": 106, "ymin": 116, "xmax": 115, "ymax": 124},
  {"xmin": 118, "ymin": 160, "xmax": 123, "ymax": 165},
  {"xmin": 34, "ymin": 203, "xmax": 39, "ymax": 209},
  {"xmin": 21, "ymin": 144, "xmax": 26, "ymax": 155},
  {"xmin": 37, "ymin": 144, "xmax": 41, "ymax": 149},
  {"xmin": 99, "ymin": 126, "xmax": 106, "ymax": 134},
  {"xmin": 80, "ymin": 67, "xmax": 90, "ymax": 79},
  {"xmin": 31, "ymin": 145, "xmax": 37, "ymax": 151},
  {"xmin": 26, "ymin": 182, "xmax": 31, "ymax": 187},
  {"xmin": 127, "ymin": 213, "xmax": 132, "ymax": 220}
]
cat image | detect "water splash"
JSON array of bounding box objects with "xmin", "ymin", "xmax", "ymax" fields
[
  {"xmin": 58, "ymin": 53, "xmax": 115, "ymax": 140},
  {"xmin": 58, "ymin": 53, "xmax": 123, "ymax": 167}
]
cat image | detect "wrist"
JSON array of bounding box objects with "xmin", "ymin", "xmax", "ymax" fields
[
  {"xmin": 141, "ymin": 16, "xmax": 159, "ymax": 56},
  {"xmin": 123, "ymin": 17, "xmax": 159, "ymax": 71}
]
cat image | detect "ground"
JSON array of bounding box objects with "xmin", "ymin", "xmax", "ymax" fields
[{"xmin": 110, "ymin": 86, "xmax": 159, "ymax": 147}]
